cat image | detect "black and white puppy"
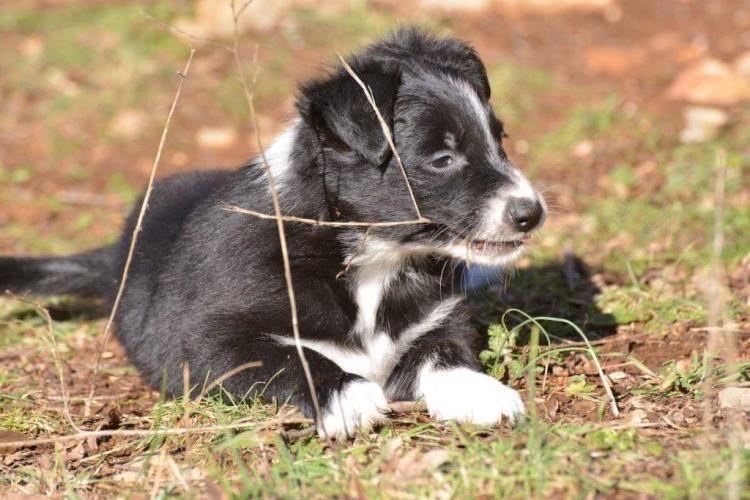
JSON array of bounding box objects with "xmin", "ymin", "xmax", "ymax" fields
[{"xmin": 0, "ymin": 29, "xmax": 546, "ymax": 438}]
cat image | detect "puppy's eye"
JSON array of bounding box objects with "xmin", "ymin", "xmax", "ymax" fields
[{"xmin": 428, "ymin": 154, "xmax": 455, "ymax": 169}]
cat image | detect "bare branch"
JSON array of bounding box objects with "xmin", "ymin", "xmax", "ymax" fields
[
  {"xmin": 0, "ymin": 399, "xmax": 431, "ymax": 450},
  {"xmin": 229, "ymin": 1, "xmax": 326, "ymax": 434},
  {"xmin": 84, "ymin": 49, "xmax": 196, "ymax": 416},
  {"xmin": 223, "ymin": 204, "xmax": 430, "ymax": 228},
  {"xmin": 195, "ymin": 360, "xmax": 263, "ymax": 403},
  {"xmin": 0, "ymin": 416, "xmax": 312, "ymax": 451},
  {"xmin": 338, "ymin": 55, "xmax": 425, "ymax": 222}
]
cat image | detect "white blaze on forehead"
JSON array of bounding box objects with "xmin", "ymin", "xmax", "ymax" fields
[
  {"xmin": 450, "ymin": 78, "xmax": 501, "ymax": 163},
  {"xmin": 447, "ymin": 76, "xmax": 545, "ymax": 211}
]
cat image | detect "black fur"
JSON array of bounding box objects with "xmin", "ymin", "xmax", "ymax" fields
[{"xmin": 0, "ymin": 29, "xmax": 545, "ymax": 432}]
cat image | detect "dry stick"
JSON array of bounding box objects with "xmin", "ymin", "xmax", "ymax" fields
[
  {"xmin": 338, "ymin": 55, "xmax": 427, "ymax": 223},
  {"xmin": 701, "ymin": 149, "xmax": 728, "ymax": 424},
  {"xmin": 228, "ymin": 0, "xmax": 325, "ymax": 432},
  {"xmin": 166, "ymin": 455, "xmax": 191, "ymax": 494},
  {"xmin": 149, "ymin": 448, "xmax": 168, "ymax": 499},
  {"xmin": 702, "ymin": 150, "xmax": 743, "ymax": 500},
  {"xmin": 0, "ymin": 400, "xmax": 426, "ymax": 451},
  {"xmin": 223, "ymin": 205, "xmax": 429, "ymax": 228},
  {"xmin": 83, "ymin": 49, "xmax": 196, "ymax": 417},
  {"xmin": 195, "ymin": 360, "xmax": 263, "ymax": 403},
  {"xmin": 140, "ymin": 10, "xmax": 232, "ymax": 52},
  {"xmin": 0, "ymin": 418, "xmax": 311, "ymax": 451}
]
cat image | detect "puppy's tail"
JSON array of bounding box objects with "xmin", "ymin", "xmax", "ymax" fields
[{"xmin": 0, "ymin": 245, "xmax": 118, "ymax": 299}]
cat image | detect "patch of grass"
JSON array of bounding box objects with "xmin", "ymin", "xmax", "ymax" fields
[
  {"xmin": 596, "ymin": 284, "xmax": 707, "ymax": 333},
  {"xmin": 0, "ymin": 296, "xmax": 747, "ymax": 496},
  {"xmin": 0, "ymin": 2, "xmax": 189, "ymax": 162},
  {"xmin": 532, "ymin": 94, "xmax": 622, "ymax": 158}
]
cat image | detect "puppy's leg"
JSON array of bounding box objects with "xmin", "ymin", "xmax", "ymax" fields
[
  {"xmin": 208, "ymin": 343, "xmax": 388, "ymax": 439},
  {"xmin": 385, "ymin": 329, "xmax": 525, "ymax": 426}
]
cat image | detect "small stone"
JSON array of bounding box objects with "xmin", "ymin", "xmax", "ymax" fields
[
  {"xmin": 514, "ymin": 139, "xmax": 529, "ymax": 155},
  {"xmin": 109, "ymin": 109, "xmax": 148, "ymax": 140},
  {"xmin": 625, "ymin": 409, "xmax": 648, "ymax": 425},
  {"xmin": 679, "ymin": 106, "xmax": 728, "ymax": 144},
  {"xmin": 718, "ymin": 387, "xmax": 750, "ymax": 411},
  {"xmin": 734, "ymin": 51, "xmax": 750, "ymax": 76},
  {"xmin": 608, "ymin": 371, "xmax": 628, "ymax": 381},
  {"xmin": 170, "ymin": 151, "xmax": 189, "ymax": 167},
  {"xmin": 571, "ymin": 139, "xmax": 594, "ymax": 159},
  {"xmin": 21, "ymin": 36, "xmax": 44, "ymax": 59},
  {"xmin": 420, "ymin": 0, "xmax": 490, "ymax": 10},
  {"xmin": 197, "ymin": 126, "xmax": 238, "ymax": 149}
]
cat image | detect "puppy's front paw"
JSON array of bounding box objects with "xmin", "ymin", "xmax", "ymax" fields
[
  {"xmin": 419, "ymin": 365, "xmax": 525, "ymax": 426},
  {"xmin": 318, "ymin": 379, "xmax": 389, "ymax": 439}
]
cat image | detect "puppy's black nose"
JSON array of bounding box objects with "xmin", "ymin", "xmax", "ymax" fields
[{"xmin": 506, "ymin": 197, "xmax": 544, "ymax": 233}]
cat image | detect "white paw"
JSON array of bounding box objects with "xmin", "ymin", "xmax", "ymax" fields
[
  {"xmin": 418, "ymin": 365, "xmax": 525, "ymax": 426},
  {"xmin": 318, "ymin": 379, "xmax": 389, "ymax": 439}
]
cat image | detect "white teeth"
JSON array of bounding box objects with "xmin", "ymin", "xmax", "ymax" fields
[{"xmin": 469, "ymin": 239, "xmax": 523, "ymax": 255}]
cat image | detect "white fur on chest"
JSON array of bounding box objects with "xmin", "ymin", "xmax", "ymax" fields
[
  {"xmin": 274, "ymin": 298, "xmax": 459, "ymax": 386},
  {"xmin": 271, "ymin": 253, "xmax": 460, "ymax": 386}
]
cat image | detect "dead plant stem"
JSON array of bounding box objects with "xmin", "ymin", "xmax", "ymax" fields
[{"xmin": 84, "ymin": 49, "xmax": 196, "ymax": 416}]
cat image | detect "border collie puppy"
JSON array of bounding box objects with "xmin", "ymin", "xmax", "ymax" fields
[{"xmin": 0, "ymin": 29, "xmax": 546, "ymax": 438}]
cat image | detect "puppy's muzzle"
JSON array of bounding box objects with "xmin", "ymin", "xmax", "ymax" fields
[{"xmin": 505, "ymin": 197, "xmax": 545, "ymax": 233}]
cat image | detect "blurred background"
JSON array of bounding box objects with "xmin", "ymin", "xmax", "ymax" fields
[
  {"xmin": 1, "ymin": 3, "xmax": 749, "ymax": 495},
  {"xmin": 0, "ymin": 0, "xmax": 748, "ymax": 291}
]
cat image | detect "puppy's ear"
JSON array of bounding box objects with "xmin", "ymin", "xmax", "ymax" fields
[{"xmin": 299, "ymin": 70, "xmax": 400, "ymax": 166}]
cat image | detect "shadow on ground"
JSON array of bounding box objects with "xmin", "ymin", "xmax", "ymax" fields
[{"xmin": 466, "ymin": 255, "xmax": 618, "ymax": 344}]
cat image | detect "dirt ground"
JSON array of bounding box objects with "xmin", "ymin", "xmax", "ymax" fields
[{"xmin": 0, "ymin": 0, "xmax": 749, "ymax": 497}]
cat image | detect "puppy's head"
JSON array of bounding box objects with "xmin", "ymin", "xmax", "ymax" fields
[{"xmin": 298, "ymin": 29, "xmax": 546, "ymax": 266}]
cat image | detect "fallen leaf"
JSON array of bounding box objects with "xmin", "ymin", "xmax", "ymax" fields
[
  {"xmin": 584, "ymin": 46, "xmax": 644, "ymax": 76},
  {"xmin": 667, "ymin": 59, "xmax": 750, "ymax": 105}
]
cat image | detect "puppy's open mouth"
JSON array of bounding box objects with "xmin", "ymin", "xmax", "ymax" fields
[{"xmin": 466, "ymin": 234, "xmax": 531, "ymax": 255}]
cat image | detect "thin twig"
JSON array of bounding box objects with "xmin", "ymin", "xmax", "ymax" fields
[
  {"xmin": 701, "ymin": 149, "xmax": 742, "ymax": 500},
  {"xmin": 0, "ymin": 397, "xmax": 477, "ymax": 450},
  {"xmin": 140, "ymin": 9, "xmax": 232, "ymax": 51},
  {"xmin": 195, "ymin": 360, "xmax": 263, "ymax": 403},
  {"xmin": 0, "ymin": 417, "xmax": 312, "ymax": 451},
  {"xmin": 229, "ymin": 0, "xmax": 325, "ymax": 432},
  {"xmin": 166, "ymin": 454, "xmax": 191, "ymax": 493},
  {"xmin": 338, "ymin": 55, "xmax": 426, "ymax": 222},
  {"xmin": 224, "ymin": 204, "xmax": 429, "ymax": 228},
  {"xmin": 84, "ymin": 49, "xmax": 196, "ymax": 416}
]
